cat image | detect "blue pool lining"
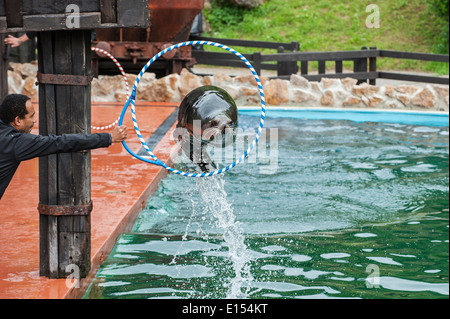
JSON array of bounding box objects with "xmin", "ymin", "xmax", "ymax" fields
[{"xmin": 238, "ymin": 107, "xmax": 449, "ymax": 127}]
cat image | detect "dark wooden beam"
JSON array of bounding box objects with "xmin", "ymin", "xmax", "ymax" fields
[
  {"xmin": 0, "ymin": 0, "xmax": 149, "ymax": 32},
  {"xmin": 4, "ymin": 0, "xmax": 23, "ymax": 27},
  {"xmin": 117, "ymin": 0, "xmax": 149, "ymax": 27},
  {"xmin": 190, "ymin": 36, "xmax": 300, "ymax": 51},
  {"xmin": 378, "ymin": 72, "xmax": 449, "ymax": 85},
  {"xmin": 379, "ymin": 50, "xmax": 450, "ymax": 62},
  {"xmin": 0, "ymin": 34, "xmax": 8, "ymax": 102},
  {"xmin": 100, "ymin": 0, "xmax": 117, "ymax": 23},
  {"xmin": 37, "ymin": 30, "xmax": 92, "ymax": 279}
]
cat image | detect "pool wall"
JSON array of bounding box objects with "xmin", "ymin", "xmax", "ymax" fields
[
  {"xmin": 91, "ymin": 71, "xmax": 450, "ymax": 112},
  {"xmin": 9, "ymin": 63, "xmax": 449, "ymax": 112},
  {"xmin": 239, "ymin": 107, "xmax": 449, "ymax": 127}
]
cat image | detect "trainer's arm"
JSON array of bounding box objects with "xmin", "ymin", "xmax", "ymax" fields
[{"xmin": 14, "ymin": 126, "xmax": 127, "ymax": 161}]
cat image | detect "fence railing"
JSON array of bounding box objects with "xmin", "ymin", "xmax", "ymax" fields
[
  {"xmin": 190, "ymin": 35, "xmax": 300, "ymax": 77},
  {"xmin": 190, "ymin": 37, "xmax": 449, "ymax": 85}
]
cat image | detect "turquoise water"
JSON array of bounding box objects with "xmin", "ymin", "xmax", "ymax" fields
[{"xmin": 85, "ymin": 111, "xmax": 449, "ymax": 299}]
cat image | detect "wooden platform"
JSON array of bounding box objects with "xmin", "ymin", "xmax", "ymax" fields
[{"xmin": 0, "ymin": 101, "xmax": 178, "ymax": 299}]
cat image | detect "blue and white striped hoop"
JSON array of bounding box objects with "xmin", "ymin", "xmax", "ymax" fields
[{"xmin": 119, "ymin": 41, "xmax": 266, "ymax": 177}]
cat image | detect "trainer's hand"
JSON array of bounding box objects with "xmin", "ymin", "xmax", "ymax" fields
[
  {"xmin": 4, "ymin": 35, "xmax": 22, "ymax": 48},
  {"xmin": 111, "ymin": 125, "xmax": 127, "ymax": 143}
]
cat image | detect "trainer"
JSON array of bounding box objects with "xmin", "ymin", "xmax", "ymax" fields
[{"xmin": 0, "ymin": 94, "xmax": 127, "ymax": 199}]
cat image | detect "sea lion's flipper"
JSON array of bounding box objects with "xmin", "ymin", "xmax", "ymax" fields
[
  {"xmin": 179, "ymin": 137, "xmax": 216, "ymax": 173},
  {"xmin": 198, "ymin": 146, "xmax": 217, "ymax": 173}
]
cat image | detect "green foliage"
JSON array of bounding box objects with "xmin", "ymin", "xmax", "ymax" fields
[
  {"xmin": 427, "ymin": 0, "xmax": 449, "ymax": 19},
  {"xmin": 202, "ymin": 0, "xmax": 449, "ymax": 74},
  {"xmin": 203, "ymin": 0, "xmax": 249, "ymax": 30},
  {"xmin": 427, "ymin": 0, "xmax": 449, "ymax": 54}
]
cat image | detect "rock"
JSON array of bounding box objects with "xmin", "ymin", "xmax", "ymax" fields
[
  {"xmin": 292, "ymin": 89, "xmax": 316, "ymax": 104},
  {"xmin": 236, "ymin": 74, "xmax": 256, "ymax": 85},
  {"xmin": 20, "ymin": 63, "xmax": 38, "ymax": 79},
  {"xmin": 91, "ymin": 78, "xmax": 107, "ymax": 98},
  {"xmin": 385, "ymin": 100, "xmax": 405, "ymax": 109},
  {"xmin": 213, "ymin": 72, "xmax": 233, "ymax": 84},
  {"xmin": 334, "ymin": 89, "xmax": 349, "ymax": 100},
  {"xmin": 431, "ymin": 85, "xmax": 449, "ymax": 98},
  {"xmin": 352, "ymin": 82, "xmax": 380, "ymax": 96},
  {"xmin": 361, "ymin": 96, "xmax": 370, "ymax": 106},
  {"xmin": 235, "ymin": 74, "xmax": 268, "ymax": 86},
  {"xmin": 363, "ymin": 95, "xmax": 384, "ymax": 107},
  {"xmin": 320, "ymin": 90, "xmax": 334, "ymax": 106},
  {"xmin": 384, "ymin": 84, "xmax": 395, "ymax": 98},
  {"xmin": 321, "ymin": 77, "xmax": 340, "ymax": 89},
  {"xmin": 202, "ymin": 76, "xmax": 213, "ymax": 86},
  {"xmin": 341, "ymin": 77, "xmax": 358, "ymax": 90},
  {"xmin": 8, "ymin": 62, "xmax": 23, "ymax": 75},
  {"xmin": 395, "ymin": 85, "xmax": 418, "ymax": 95},
  {"xmin": 138, "ymin": 72, "xmax": 155, "ymax": 85},
  {"xmin": 290, "ymin": 74, "xmax": 309, "ymax": 88},
  {"xmin": 179, "ymin": 68, "xmax": 201, "ymax": 98},
  {"xmin": 221, "ymin": 85, "xmax": 241, "ymax": 100},
  {"xmin": 169, "ymin": 74, "xmax": 179, "ymax": 91},
  {"xmin": 7, "ymin": 70, "xmax": 23, "ymax": 93},
  {"xmin": 21, "ymin": 77, "xmax": 38, "ymax": 100},
  {"xmin": 343, "ymin": 95, "xmax": 361, "ymax": 106},
  {"xmin": 241, "ymin": 86, "xmax": 258, "ymax": 96},
  {"xmin": 125, "ymin": 73, "xmax": 138, "ymax": 86},
  {"xmin": 264, "ymin": 79, "xmax": 289, "ymax": 105},
  {"xmin": 137, "ymin": 77, "xmax": 174, "ymax": 102},
  {"xmin": 114, "ymin": 92, "xmax": 128, "ymax": 102},
  {"xmin": 411, "ymin": 87, "xmax": 435, "ymax": 108},
  {"xmin": 396, "ymin": 94, "xmax": 410, "ymax": 106},
  {"xmin": 310, "ymin": 81, "xmax": 321, "ymax": 92},
  {"xmin": 246, "ymin": 97, "xmax": 260, "ymax": 104}
]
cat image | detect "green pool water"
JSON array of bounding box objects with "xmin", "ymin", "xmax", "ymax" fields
[{"xmin": 85, "ymin": 112, "xmax": 449, "ymax": 299}]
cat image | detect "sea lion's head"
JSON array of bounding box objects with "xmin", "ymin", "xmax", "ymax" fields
[{"xmin": 176, "ymin": 86, "xmax": 238, "ymax": 146}]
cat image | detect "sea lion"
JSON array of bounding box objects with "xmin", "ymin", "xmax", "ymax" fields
[{"xmin": 176, "ymin": 85, "xmax": 239, "ymax": 173}]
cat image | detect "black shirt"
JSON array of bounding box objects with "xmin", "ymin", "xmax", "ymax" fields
[{"xmin": 0, "ymin": 120, "xmax": 112, "ymax": 199}]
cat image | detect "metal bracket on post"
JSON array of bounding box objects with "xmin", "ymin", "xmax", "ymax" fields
[
  {"xmin": 37, "ymin": 201, "xmax": 93, "ymax": 216},
  {"xmin": 36, "ymin": 72, "xmax": 93, "ymax": 86}
]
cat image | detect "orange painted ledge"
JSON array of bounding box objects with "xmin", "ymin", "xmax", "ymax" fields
[{"xmin": 0, "ymin": 101, "xmax": 179, "ymax": 299}]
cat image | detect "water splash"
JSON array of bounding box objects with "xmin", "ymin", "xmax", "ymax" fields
[{"xmin": 196, "ymin": 175, "xmax": 253, "ymax": 299}]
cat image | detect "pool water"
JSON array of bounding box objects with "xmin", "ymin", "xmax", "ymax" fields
[{"xmin": 85, "ymin": 112, "xmax": 449, "ymax": 299}]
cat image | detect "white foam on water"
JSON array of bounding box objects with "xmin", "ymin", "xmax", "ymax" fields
[{"xmin": 196, "ymin": 175, "xmax": 254, "ymax": 299}]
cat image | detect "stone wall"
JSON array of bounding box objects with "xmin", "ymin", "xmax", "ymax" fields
[{"xmin": 7, "ymin": 62, "xmax": 449, "ymax": 112}]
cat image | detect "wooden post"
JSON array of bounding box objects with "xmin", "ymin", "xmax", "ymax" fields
[
  {"xmin": 0, "ymin": 34, "xmax": 8, "ymax": 102},
  {"xmin": 318, "ymin": 60, "xmax": 326, "ymax": 74},
  {"xmin": 277, "ymin": 46, "xmax": 285, "ymax": 76},
  {"xmin": 37, "ymin": 30, "xmax": 92, "ymax": 279},
  {"xmin": 277, "ymin": 45, "xmax": 299, "ymax": 77},
  {"xmin": 301, "ymin": 61, "xmax": 308, "ymax": 75},
  {"xmin": 354, "ymin": 46, "xmax": 368, "ymax": 84},
  {"xmin": 335, "ymin": 60, "xmax": 343, "ymax": 74},
  {"xmin": 369, "ymin": 46, "xmax": 377, "ymax": 85},
  {"xmin": 276, "ymin": 46, "xmax": 288, "ymax": 76}
]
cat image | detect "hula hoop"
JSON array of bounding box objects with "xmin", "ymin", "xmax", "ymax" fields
[
  {"xmin": 119, "ymin": 41, "xmax": 266, "ymax": 177},
  {"xmin": 91, "ymin": 47, "xmax": 129, "ymax": 130}
]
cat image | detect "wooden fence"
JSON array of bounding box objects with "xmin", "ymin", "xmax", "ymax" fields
[
  {"xmin": 190, "ymin": 35, "xmax": 300, "ymax": 76},
  {"xmin": 190, "ymin": 36, "xmax": 449, "ymax": 85}
]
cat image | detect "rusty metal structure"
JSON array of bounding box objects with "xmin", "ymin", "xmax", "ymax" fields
[{"xmin": 92, "ymin": 0, "xmax": 204, "ymax": 77}]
